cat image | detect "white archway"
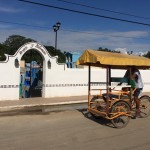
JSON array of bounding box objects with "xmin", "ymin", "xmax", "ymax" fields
[
  {"xmin": 0, "ymin": 42, "xmax": 65, "ymax": 100},
  {"xmin": 15, "ymin": 42, "xmax": 51, "ymax": 97}
]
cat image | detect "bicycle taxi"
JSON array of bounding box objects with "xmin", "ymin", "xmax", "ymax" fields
[{"xmin": 77, "ymin": 49, "xmax": 150, "ymax": 128}]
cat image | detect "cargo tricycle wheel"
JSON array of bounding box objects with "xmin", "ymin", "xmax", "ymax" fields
[
  {"xmin": 110, "ymin": 101, "xmax": 131, "ymax": 128},
  {"xmin": 139, "ymin": 95, "xmax": 150, "ymax": 118},
  {"xmin": 90, "ymin": 97, "xmax": 103, "ymax": 119}
]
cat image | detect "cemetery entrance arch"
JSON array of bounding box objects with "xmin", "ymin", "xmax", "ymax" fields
[{"xmin": 15, "ymin": 42, "xmax": 51, "ymax": 98}]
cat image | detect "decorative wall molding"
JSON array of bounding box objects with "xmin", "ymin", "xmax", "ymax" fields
[{"xmin": 0, "ymin": 85, "xmax": 19, "ymax": 88}]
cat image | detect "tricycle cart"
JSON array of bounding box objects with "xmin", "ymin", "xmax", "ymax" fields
[{"xmin": 77, "ymin": 50, "xmax": 150, "ymax": 128}]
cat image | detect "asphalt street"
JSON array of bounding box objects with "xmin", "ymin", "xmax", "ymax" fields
[{"xmin": 0, "ymin": 110, "xmax": 150, "ymax": 150}]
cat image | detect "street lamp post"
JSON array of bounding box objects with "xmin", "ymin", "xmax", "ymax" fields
[{"xmin": 53, "ymin": 22, "xmax": 61, "ymax": 51}]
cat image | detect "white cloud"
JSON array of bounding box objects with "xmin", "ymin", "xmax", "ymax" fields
[
  {"xmin": 0, "ymin": 28, "xmax": 150, "ymax": 53},
  {"xmin": 114, "ymin": 48, "xmax": 128, "ymax": 54},
  {"xmin": 0, "ymin": 24, "xmax": 12, "ymax": 29},
  {"xmin": 109, "ymin": 31, "xmax": 149, "ymax": 38},
  {"xmin": 0, "ymin": 6, "xmax": 23, "ymax": 13},
  {"xmin": 58, "ymin": 30, "xmax": 150, "ymax": 52}
]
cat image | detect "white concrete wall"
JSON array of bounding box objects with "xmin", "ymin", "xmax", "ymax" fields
[
  {"xmin": 0, "ymin": 42, "xmax": 150, "ymax": 101},
  {"xmin": 44, "ymin": 68, "xmax": 150, "ymax": 98},
  {"xmin": 0, "ymin": 56, "xmax": 20, "ymax": 100}
]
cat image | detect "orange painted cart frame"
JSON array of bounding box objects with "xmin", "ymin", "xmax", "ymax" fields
[{"xmin": 77, "ymin": 50, "xmax": 150, "ymax": 128}]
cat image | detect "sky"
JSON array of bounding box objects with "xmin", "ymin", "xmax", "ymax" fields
[{"xmin": 0, "ymin": 0, "xmax": 150, "ymax": 54}]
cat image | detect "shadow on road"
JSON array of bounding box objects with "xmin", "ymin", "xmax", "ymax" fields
[
  {"xmin": 0, "ymin": 109, "xmax": 50, "ymax": 117},
  {"xmin": 78, "ymin": 109, "xmax": 115, "ymax": 128}
]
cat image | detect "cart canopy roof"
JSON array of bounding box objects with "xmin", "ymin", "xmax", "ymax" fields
[{"xmin": 77, "ymin": 49, "xmax": 150, "ymax": 69}]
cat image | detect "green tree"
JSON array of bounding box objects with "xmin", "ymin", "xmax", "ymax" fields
[
  {"xmin": 98, "ymin": 47, "xmax": 120, "ymax": 53},
  {"xmin": 98, "ymin": 47, "xmax": 111, "ymax": 52},
  {"xmin": 0, "ymin": 44, "xmax": 10, "ymax": 61},
  {"xmin": 143, "ymin": 51, "xmax": 150, "ymax": 58},
  {"xmin": 22, "ymin": 50, "xmax": 43, "ymax": 64},
  {"xmin": 3, "ymin": 35, "xmax": 35, "ymax": 55},
  {"xmin": 45, "ymin": 46, "xmax": 66, "ymax": 63},
  {"xmin": 0, "ymin": 35, "xmax": 66, "ymax": 63}
]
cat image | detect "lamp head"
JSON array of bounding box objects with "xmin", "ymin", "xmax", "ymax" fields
[
  {"xmin": 53, "ymin": 25, "xmax": 57, "ymax": 32},
  {"xmin": 56, "ymin": 22, "xmax": 61, "ymax": 28}
]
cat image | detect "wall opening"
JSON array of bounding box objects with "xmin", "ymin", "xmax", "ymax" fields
[{"xmin": 19, "ymin": 49, "xmax": 43, "ymax": 98}]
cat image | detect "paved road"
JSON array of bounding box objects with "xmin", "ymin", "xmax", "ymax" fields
[{"xmin": 0, "ymin": 110, "xmax": 150, "ymax": 150}]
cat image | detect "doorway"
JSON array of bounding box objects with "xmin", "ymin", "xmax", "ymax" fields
[{"xmin": 19, "ymin": 49, "xmax": 43, "ymax": 98}]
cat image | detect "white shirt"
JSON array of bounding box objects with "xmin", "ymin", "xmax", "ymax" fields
[{"xmin": 134, "ymin": 71, "xmax": 143, "ymax": 89}]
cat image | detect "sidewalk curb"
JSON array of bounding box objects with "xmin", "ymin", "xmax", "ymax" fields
[{"xmin": 0, "ymin": 100, "xmax": 88, "ymax": 113}]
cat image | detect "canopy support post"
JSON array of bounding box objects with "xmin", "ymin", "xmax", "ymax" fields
[
  {"xmin": 129, "ymin": 67, "xmax": 132, "ymax": 101},
  {"xmin": 88, "ymin": 64, "xmax": 91, "ymax": 107},
  {"xmin": 106, "ymin": 66, "xmax": 111, "ymax": 93},
  {"xmin": 106, "ymin": 66, "xmax": 111, "ymax": 113}
]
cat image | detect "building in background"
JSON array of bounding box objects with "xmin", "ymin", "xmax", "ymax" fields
[{"xmin": 64, "ymin": 52, "xmax": 81, "ymax": 68}]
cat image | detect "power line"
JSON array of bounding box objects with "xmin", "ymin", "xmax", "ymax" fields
[
  {"xmin": 0, "ymin": 19, "xmax": 150, "ymax": 41},
  {"xmin": 0, "ymin": 20, "xmax": 49, "ymax": 29},
  {"xmin": 56, "ymin": 0, "xmax": 150, "ymax": 20},
  {"xmin": 18, "ymin": 0, "xmax": 150, "ymax": 27}
]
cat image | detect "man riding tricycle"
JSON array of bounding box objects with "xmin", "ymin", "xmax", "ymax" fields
[{"xmin": 77, "ymin": 49, "xmax": 150, "ymax": 128}]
